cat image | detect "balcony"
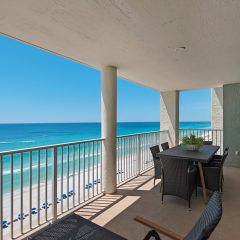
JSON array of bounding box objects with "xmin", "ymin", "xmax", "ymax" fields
[
  {"xmin": 1, "ymin": 1, "xmax": 240, "ymax": 239},
  {"xmin": 0, "ymin": 129, "xmax": 228, "ymax": 239}
]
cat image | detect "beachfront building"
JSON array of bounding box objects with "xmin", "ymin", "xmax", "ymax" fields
[{"xmin": 0, "ymin": 1, "xmax": 240, "ymax": 239}]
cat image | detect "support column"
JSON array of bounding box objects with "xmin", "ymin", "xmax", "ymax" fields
[
  {"xmin": 211, "ymin": 87, "xmax": 223, "ymax": 129},
  {"xmin": 160, "ymin": 91, "xmax": 179, "ymax": 146},
  {"xmin": 211, "ymin": 87, "xmax": 223, "ymax": 150},
  {"xmin": 101, "ymin": 66, "xmax": 117, "ymax": 194}
]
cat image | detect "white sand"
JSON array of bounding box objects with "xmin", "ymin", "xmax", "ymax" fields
[{"xmin": 2, "ymin": 166, "xmax": 103, "ymax": 238}]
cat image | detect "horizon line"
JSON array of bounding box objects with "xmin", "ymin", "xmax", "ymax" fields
[{"xmin": 0, "ymin": 120, "xmax": 211, "ymax": 125}]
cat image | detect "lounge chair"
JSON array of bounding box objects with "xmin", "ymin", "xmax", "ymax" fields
[
  {"xmin": 28, "ymin": 213, "xmax": 126, "ymax": 240},
  {"xmin": 135, "ymin": 191, "xmax": 222, "ymax": 240}
]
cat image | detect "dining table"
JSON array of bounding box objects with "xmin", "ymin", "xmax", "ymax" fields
[{"xmin": 157, "ymin": 144, "xmax": 220, "ymax": 203}]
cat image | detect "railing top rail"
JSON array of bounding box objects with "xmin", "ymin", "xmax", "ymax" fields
[
  {"xmin": 117, "ymin": 130, "xmax": 168, "ymax": 138},
  {"xmin": 0, "ymin": 137, "xmax": 105, "ymax": 155}
]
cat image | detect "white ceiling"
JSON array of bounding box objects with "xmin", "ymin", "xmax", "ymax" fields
[{"xmin": 1, "ymin": 0, "xmax": 240, "ymax": 91}]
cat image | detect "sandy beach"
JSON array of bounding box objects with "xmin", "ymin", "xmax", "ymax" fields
[
  {"xmin": 1, "ymin": 155, "xmax": 148, "ymax": 239},
  {"xmin": 2, "ymin": 165, "xmax": 103, "ymax": 238}
]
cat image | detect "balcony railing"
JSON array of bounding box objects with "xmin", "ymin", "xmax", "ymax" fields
[
  {"xmin": 116, "ymin": 130, "xmax": 169, "ymax": 184},
  {"xmin": 179, "ymin": 128, "xmax": 224, "ymax": 154},
  {"xmin": 0, "ymin": 138, "xmax": 104, "ymax": 239},
  {"xmin": 0, "ymin": 130, "xmax": 169, "ymax": 239}
]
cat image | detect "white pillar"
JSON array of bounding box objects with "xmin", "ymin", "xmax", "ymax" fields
[
  {"xmin": 101, "ymin": 66, "xmax": 117, "ymax": 194},
  {"xmin": 160, "ymin": 91, "xmax": 179, "ymax": 146},
  {"xmin": 211, "ymin": 87, "xmax": 223, "ymax": 129}
]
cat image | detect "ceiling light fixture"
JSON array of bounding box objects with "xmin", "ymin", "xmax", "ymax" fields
[{"xmin": 175, "ymin": 46, "xmax": 187, "ymax": 51}]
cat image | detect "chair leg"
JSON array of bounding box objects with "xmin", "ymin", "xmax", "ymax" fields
[
  {"xmin": 188, "ymin": 198, "xmax": 191, "ymax": 211},
  {"xmin": 161, "ymin": 193, "xmax": 164, "ymax": 204}
]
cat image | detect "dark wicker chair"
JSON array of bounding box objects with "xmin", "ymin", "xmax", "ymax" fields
[
  {"xmin": 203, "ymin": 141, "xmax": 213, "ymax": 145},
  {"xmin": 204, "ymin": 147, "xmax": 229, "ymax": 168},
  {"xmin": 160, "ymin": 155, "xmax": 197, "ymax": 208},
  {"xmin": 161, "ymin": 142, "xmax": 169, "ymax": 151},
  {"xmin": 150, "ymin": 145, "xmax": 162, "ymax": 189},
  {"xmin": 136, "ymin": 191, "xmax": 222, "ymax": 240},
  {"xmin": 198, "ymin": 152, "xmax": 228, "ymax": 192},
  {"xmin": 210, "ymin": 147, "xmax": 229, "ymax": 184},
  {"xmin": 211, "ymin": 147, "xmax": 229, "ymax": 163}
]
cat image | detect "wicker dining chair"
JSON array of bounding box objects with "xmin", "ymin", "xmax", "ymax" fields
[
  {"xmin": 210, "ymin": 147, "xmax": 229, "ymax": 184},
  {"xmin": 198, "ymin": 152, "xmax": 228, "ymax": 192},
  {"xmin": 137, "ymin": 191, "xmax": 222, "ymax": 240},
  {"xmin": 160, "ymin": 155, "xmax": 197, "ymax": 209},
  {"xmin": 203, "ymin": 141, "xmax": 213, "ymax": 145},
  {"xmin": 212, "ymin": 147, "xmax": 229, "ymax": 162},
  {"xmin": 161, "ymin": 142, "xmax": 169, "ymax": 151},
  {"xmin": 150, "ymin": 145, "xmax": 162, "ymax": 189}
]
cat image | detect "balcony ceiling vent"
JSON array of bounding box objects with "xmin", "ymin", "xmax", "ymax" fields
[{"xmin": 175, "ymin": 46, "xmax": 187, "ymax": 52}]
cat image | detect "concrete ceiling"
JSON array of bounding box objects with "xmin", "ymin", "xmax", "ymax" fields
[{"xmin": 1, "ymin": 0, "xmax": 240, "ymax": 91}]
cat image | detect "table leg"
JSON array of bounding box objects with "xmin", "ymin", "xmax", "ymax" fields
[
  {"xmin": 198, "ymin": 162, "xmax": 207, "ymax": 203},
  {"xmin": 159, "ymin": 179, "xmax": 163, "ymax": 193}
]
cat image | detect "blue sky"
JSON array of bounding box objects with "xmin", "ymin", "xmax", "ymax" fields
[{"xmin": 0, "ymin": 35, "xmax": 210, "ymax": 123}]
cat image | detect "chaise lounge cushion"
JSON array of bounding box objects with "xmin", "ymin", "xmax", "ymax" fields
[{"xmin": 28, "ymin": 213, "xmax": 126, "ymax": 240}]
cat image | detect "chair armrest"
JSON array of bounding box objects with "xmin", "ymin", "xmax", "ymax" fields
[
  {"xmin": 213, "ymin": 155, "xmax": 222, "ymax": 159},
  {"xmin": 134, "ymin": 216, "xmax": 183, "ymax": 240}
]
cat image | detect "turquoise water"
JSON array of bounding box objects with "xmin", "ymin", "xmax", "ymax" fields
[
  {"xmin": 0, "ymin": 122, "xmax": 211, "ymax": 152},
  {"xmin": 0, "ymin": 122, "xmax": 210, "ymax": 193}
]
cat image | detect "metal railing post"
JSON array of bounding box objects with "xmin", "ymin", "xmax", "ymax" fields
[
  {"xmin": 52, "ymin": 147, "xmax": 58, "ymax": 221},
  {"xmin": 155, "ymin": 132, "xmax": 158, "ymax": 145},
  {"xmin": 137, "ymin": 135, "xmax": 141, "ymax": 174}
]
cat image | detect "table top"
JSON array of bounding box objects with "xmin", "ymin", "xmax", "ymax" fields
[
  {"xmin": 157, "ymin": 145, "xmax": 220, "ymax": 163},
  {"xmin": 28, "ymin": 213, "xmax": 126, "ymax": 240}
]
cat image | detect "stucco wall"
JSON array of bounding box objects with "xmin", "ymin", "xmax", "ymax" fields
[
  {"xmin": 223, "ymin": 83, "xmax": 240, "ymax": 167},
  {"xmin": 211, "ymin": 87, "xmax": 223, "ymax": 129}
]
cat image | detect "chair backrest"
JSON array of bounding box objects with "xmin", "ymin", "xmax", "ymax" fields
[
  {"xmin": 224, "ymin": 146, "xmax": 229, "ymax": 154},
  {"xmin": 220, "ymin": 151, "xmax": 228, "ymax": 167},
  {"xmin": 161, "ymin": 142, "xmax": 169, "ymax": 151},
  {"xmin": 203, "ymin": 141, "xmax": 213, "ymax": 145},
  {"xmin": 161, "ymin": 155, "xmax": 190, "ymax": 198},
  {"xmin": 184, "ymin": 191, "xmax": 222, "ymax": 240},
  {"xmin": 150, "ymin": 145, "xmax": 160, "ymax": 159},
  {"xmin": 161, "ymin": 155, "xmax": 189, "ymax": 183},
  {"xmin": 150, "ymin": 145, "xmax": 162, "ymax": 179}
]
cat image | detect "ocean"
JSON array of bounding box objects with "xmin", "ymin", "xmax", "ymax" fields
[{"xmin": 0, "ymin": 122, "xmax": 211, "ymax": 152}]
